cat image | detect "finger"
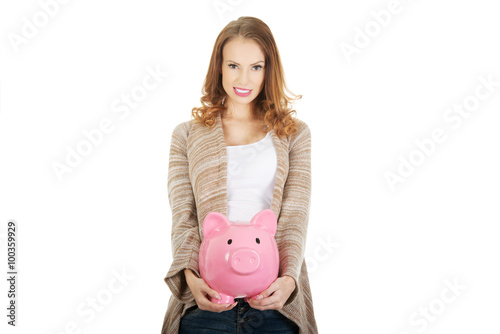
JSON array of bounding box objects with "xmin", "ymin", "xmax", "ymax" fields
[
  {"xmin": 252, "ymin": 282, "xmax": 278, "ymax": 301},
  {"xmin": 200, "ymin": 284, "xmax": 222, "ymax": 301},
  {"xmin": 201, "ymin": 301, "xmax": 237, "ymax": 313},
  {"xmin": 248, "ymin": 286, "xmax": 285, "ymax": 309},
  {"xmin": 218, "ymin": 301, "xmax": 237, "ymax": 312},
  {"xmin": 249, "ymin": 297, "xmax": 283, "ymax": 311},
  {"xmin": 206, "ymin": 289, "xmax": 222, "ymax": 301},
  {"xmin": 249, "ymin": 292, "xmax": 279, "ymax": 306},
  {"xmin": 256, "ymin": 294, "xmax": 280, "ymax": 307},
  {"xmin": 248, "ymin": 299, "xmax": 276, "ymax": 310}
]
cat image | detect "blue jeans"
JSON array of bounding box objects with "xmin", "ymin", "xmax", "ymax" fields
[{"xmin": 179, "ymin": 298, "xmax": 299, "ymax": 334}]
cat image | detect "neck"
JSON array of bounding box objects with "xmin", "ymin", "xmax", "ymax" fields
[{"xmin": 223, "ymin": 99, "xmax": 255, "ymax": 121}]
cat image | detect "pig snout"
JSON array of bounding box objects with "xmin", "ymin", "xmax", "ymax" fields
[{"xmin": 230, "ymin": 248, "xmax": 261, "ymax": 274}]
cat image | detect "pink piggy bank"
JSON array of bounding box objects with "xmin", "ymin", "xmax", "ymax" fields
[{"xmin": 199, "ymin": 209, "xmax": 280, "ymax": 304}]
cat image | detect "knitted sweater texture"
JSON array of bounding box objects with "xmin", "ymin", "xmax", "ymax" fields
[{"xmin": 161, "ymin": 113, "xmax": 318, "ymax": 333}]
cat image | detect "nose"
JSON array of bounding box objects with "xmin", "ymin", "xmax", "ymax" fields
[
  {"xmin": 238, "ymin": 70, "xmax": 249, "ymax": 86},
  {"xmin": 230, "ymin": 248, "xmax": 260, "ymax": 274}
]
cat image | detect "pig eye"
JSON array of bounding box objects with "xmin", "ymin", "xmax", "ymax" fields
[
  {"xmin": 227, "ymin": 239, "xmax": 232, "ymax": 245},
  {"xmin": 256, "ymin": 238, "xmax": 260, "ymax": 244}
]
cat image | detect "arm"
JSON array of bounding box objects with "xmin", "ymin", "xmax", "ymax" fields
[
  {"xmin": 164, "ymin": 123, "xmax": 238, "ymax": 312},
  {"xmin": 163, "ymin": 122, "xmax": 201, "ymax": 303},
  {"xmin": 276, "ymin": 120, "xmax": 312, "ymax": 306}
]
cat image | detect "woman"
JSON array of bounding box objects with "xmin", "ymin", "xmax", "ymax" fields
[{"xmin": 161, "ymin": 16, "xmax": 318, "ymax": 333}]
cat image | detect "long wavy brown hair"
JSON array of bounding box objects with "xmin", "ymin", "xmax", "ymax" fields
[{"xmin": 191, "ymin": 16, "xmax": 302, "ymax": 138}]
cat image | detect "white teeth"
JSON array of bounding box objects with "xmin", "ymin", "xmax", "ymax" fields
[{"xmin": 235, "ymin": 88, "xmax": 250, "ymax": 93}]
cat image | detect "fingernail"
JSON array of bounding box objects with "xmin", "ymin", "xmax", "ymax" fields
[
  {"xmin": 256, "ymin": 295, "xmax": 263, "ymax": 300},
  {"xmin": 214, "ymin": 293, "xmax": 221, "ymax": 300}
]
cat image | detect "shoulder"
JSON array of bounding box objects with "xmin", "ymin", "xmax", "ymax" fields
[
  {"xmin": 288, "ymin": 117, "xmax": 311, "ymax": 149},
  {"xmin": 170, "ymin": 120, "xmax": 196, "ymax": 145},
  {"xmin": 293, "ymin": 117, "xmax": 310, "ymax": 134},
  {"xmin": 172, "ymin": 120, "xmax": 194, "ymax": 136}
]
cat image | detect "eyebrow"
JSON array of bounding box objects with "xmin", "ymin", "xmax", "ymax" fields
[{"xmin": 225, "ymin": 60, "xmax": 265, "ymax": 66}]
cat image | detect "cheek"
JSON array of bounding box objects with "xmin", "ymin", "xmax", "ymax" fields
[
  {"xmin": 255, "ymin": 73, "xmax": 265, "ymax": 87},
  {"xmin": 222, "ymin": 72, "xmax": 236, "ymax": 90}
]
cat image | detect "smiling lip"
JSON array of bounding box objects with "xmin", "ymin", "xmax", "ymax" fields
[{"xmin": 234, "ymin": 87, "xmax": 252, "ymax": 97}]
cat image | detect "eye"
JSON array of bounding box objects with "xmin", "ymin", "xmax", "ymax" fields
[
  {"xmin": 228, "ymin": 64, "xmax": 237, "ymax": 69},
  {"xmin": 256, "ymin": 238, "xmax": 260, "ymax": 244},
  {"xmin": 227, "ymin": 239, "xmax": 232, "ymax": 245},
  {"xmin": 253, "ymin": 65, "xmax": 263, "ymax": 71}
]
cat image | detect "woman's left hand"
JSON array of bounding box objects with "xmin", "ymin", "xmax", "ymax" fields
[{"xmin": 245, "ymin": 275, "xmax": 296, "ymax": 310}]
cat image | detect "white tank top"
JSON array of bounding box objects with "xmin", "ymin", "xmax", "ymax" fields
[{"xmin": 226, "ymin": 131, "xmax": 277, "ymax": 225}]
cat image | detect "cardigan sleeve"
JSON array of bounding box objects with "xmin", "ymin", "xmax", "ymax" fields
[
  {"xmin": 163, "ymin": 122, "xmax": 201, "ymax": 304},
  {"xmin": 276, "ymin": 120, "xmax": 312, "ymax": 306}
]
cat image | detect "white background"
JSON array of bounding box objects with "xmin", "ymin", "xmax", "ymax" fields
[{"xmin": 1, "ymin": 0, "xmax": 499, "ymax": 333}]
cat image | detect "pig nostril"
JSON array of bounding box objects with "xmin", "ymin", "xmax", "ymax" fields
[{"xmin": 231, "ymin": 250, "xmax": 260, "ymax": 273}]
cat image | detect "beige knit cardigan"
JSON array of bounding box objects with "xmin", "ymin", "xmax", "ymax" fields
[{"xmin": 161, "ymin": 112, "xmax": 318, "ymax": 333}]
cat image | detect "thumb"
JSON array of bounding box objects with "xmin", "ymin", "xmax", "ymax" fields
[
  {"xmin": 252, "ymin": 281, "xmax": 276, "ymax": 300},
  {"xmin": 201, "ymin": 283, "xmax": 221, "ymax": 300}
]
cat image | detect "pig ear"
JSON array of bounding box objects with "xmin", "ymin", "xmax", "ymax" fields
[
  {"xmin": 250, "ymin": 209, "xmax": 277, "ymax": 236},
  {"xmin": 203, "ymin": 212, "xmax": 231, "ymax": 238}
]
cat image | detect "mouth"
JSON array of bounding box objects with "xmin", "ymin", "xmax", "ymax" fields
[{"xmin": 233, "ymin": 87, "xmax": 252, "ymax": 97}]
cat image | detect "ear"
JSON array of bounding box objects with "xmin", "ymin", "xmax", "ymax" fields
[
  {"xmin": 202, "ymin": 211, "xmax": 231, "ymax": 238},
  {"xmin": 250, "ymin": 209, "xmax": 277, "ymax": 236}
]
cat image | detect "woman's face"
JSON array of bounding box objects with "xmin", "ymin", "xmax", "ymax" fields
[{"xmin": 221, "ymin": 37, "xmax": 265, "ymax": 111}]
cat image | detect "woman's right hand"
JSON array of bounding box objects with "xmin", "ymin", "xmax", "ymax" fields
[{"xmin": 184, "ymin": 269, "xmax": 237, "ymax": 313}]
